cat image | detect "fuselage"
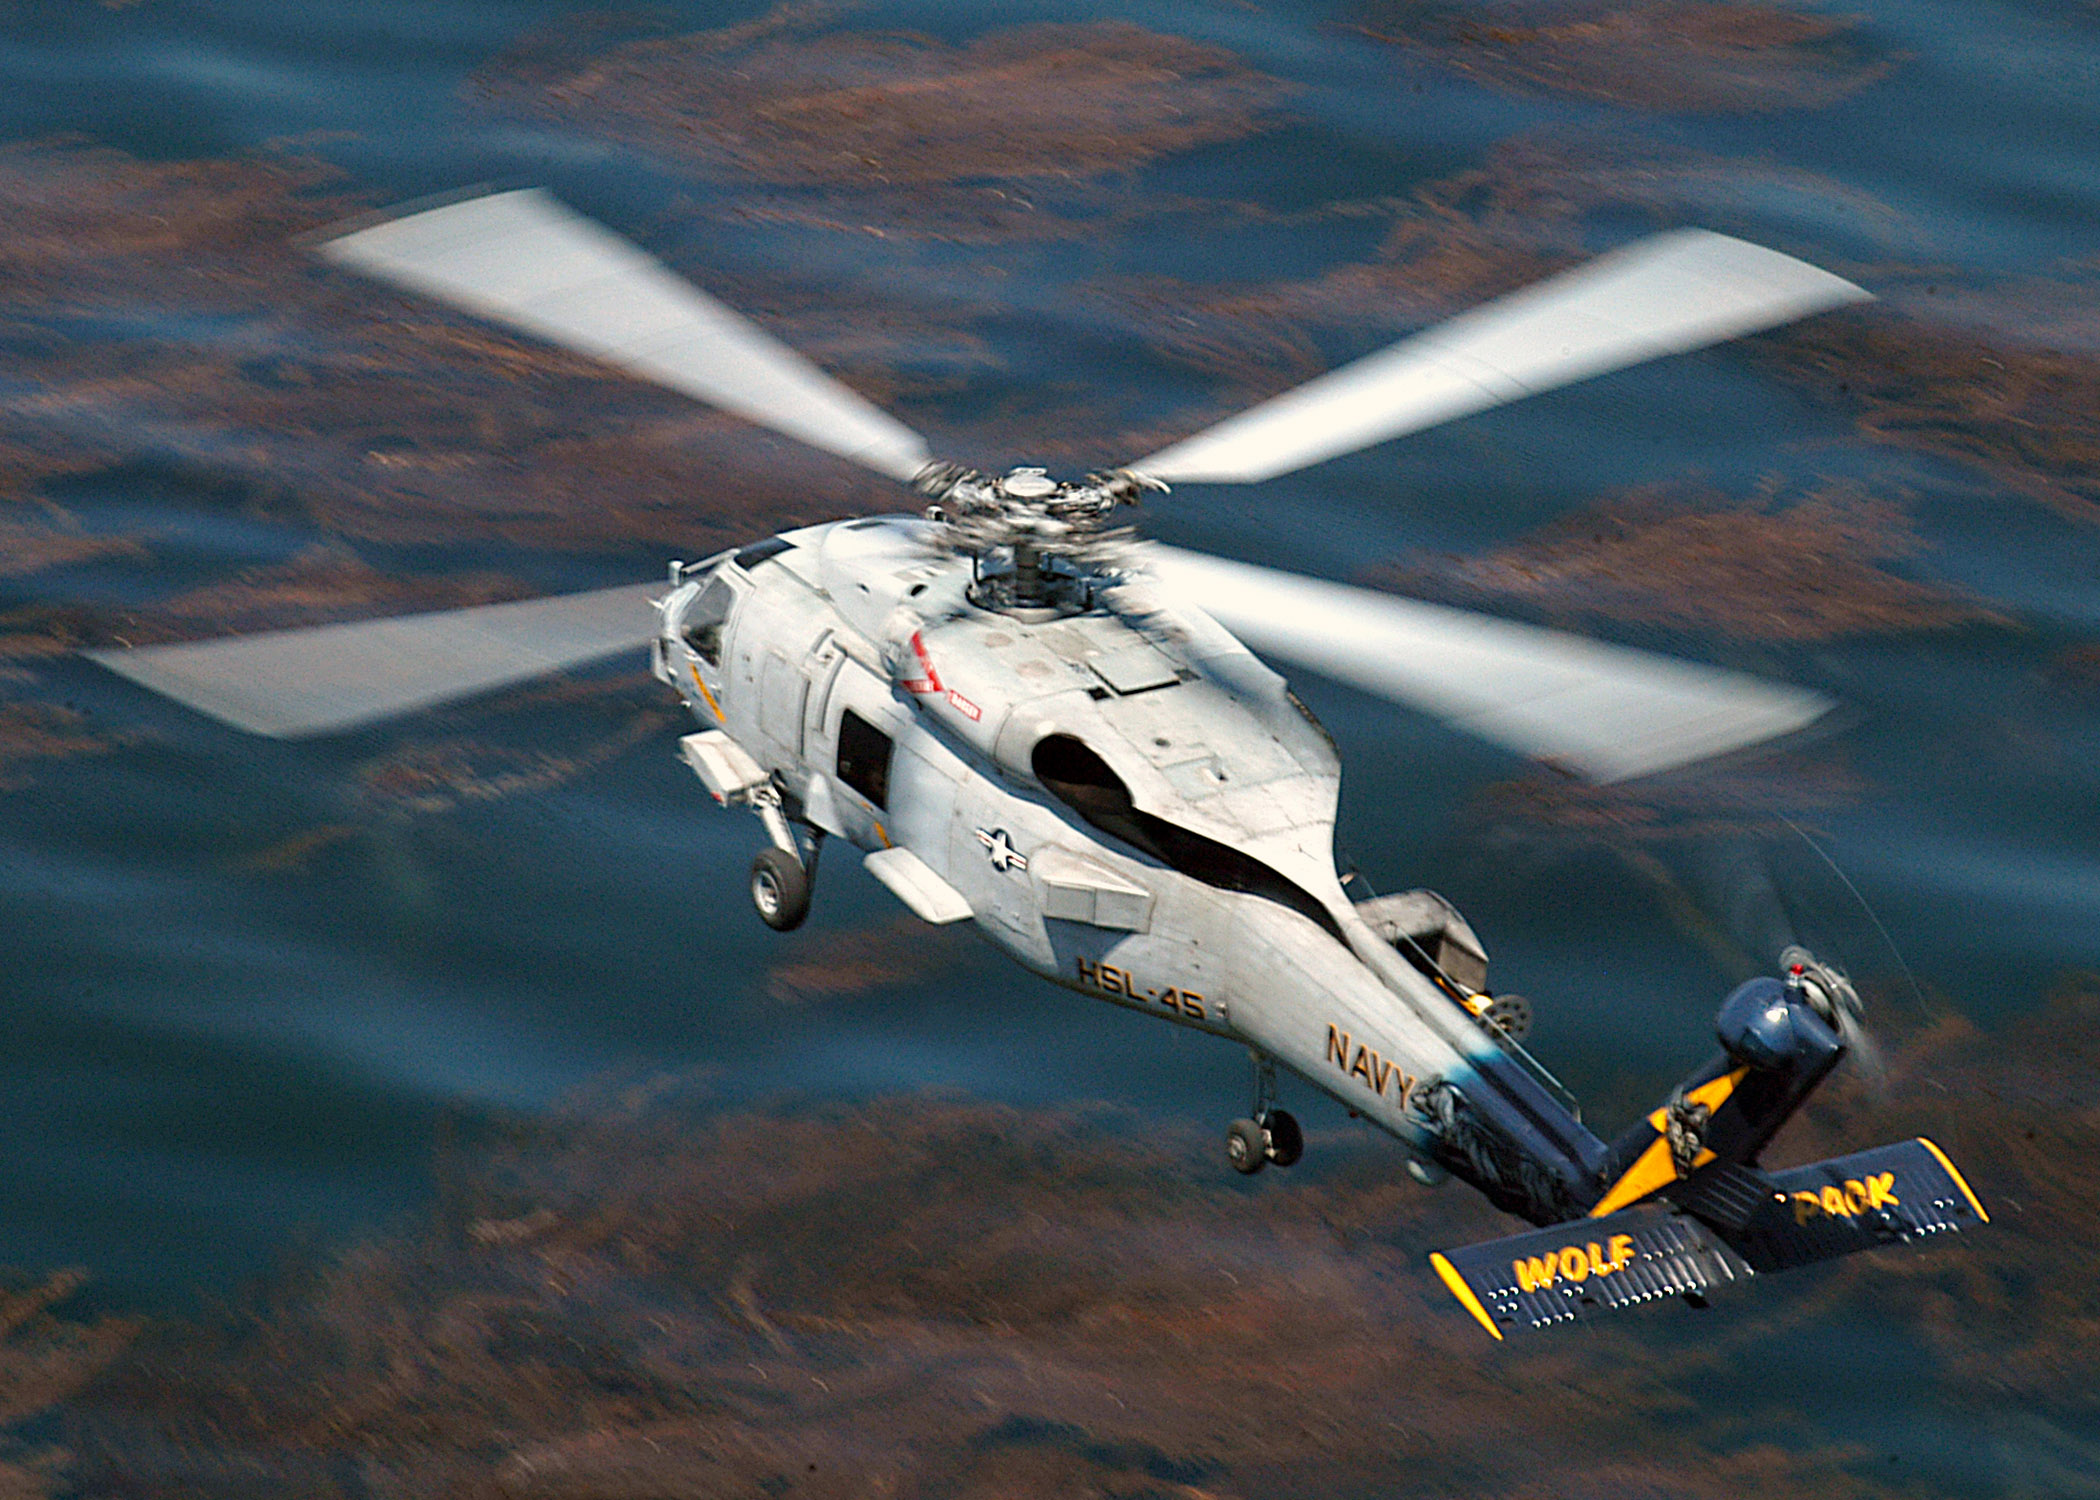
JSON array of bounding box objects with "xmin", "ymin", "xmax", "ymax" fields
[{"xmin": 654, "ymin": 515, "xmax": 1608, "ymax": 1216}]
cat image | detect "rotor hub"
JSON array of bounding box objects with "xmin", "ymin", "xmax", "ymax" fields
[{"xmin": 913, "ymin": 462, "xmax": 1165, "ymax": 617}]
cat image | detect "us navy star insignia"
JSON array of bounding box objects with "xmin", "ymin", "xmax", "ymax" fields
[{"xmin": 975, "ymin": 827, "xmax": 1028, "ymax": 873}]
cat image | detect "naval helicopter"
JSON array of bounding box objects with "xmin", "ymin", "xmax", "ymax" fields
[{"xmin": 86, "ymin": 190, "xmax": 1987, "ymax": 1338}]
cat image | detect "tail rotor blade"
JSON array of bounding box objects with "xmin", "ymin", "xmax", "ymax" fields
[
  {"xmin": 1132, "ymin": 230, "xmax": 1870, "ymax": 485},
  {"xmin": 1140, "ymin": 545, "xmax": 1833, "ymax": 783},
  {"xmin": 321, "ymin": 190, "xmax": 932, "ymax": 483},
  {"xmin": 85, "ymin": 582, "xmax": 661, "ymax": 738}
]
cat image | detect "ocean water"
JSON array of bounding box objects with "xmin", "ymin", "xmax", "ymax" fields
[{"xmin": 2, "ymin": 0, "xmax": 2097, "ymax": 1489}]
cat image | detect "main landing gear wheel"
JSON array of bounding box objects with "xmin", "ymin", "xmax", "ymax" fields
[
  {"xmin": 1227, "ymin": 1118, "xmax": 1267, "ymax": 1174},
  {"xmin": 1225, "ymin": 1111, "xmax": 1303, "ymax": 1174},
  {"xmin": 750, "ymin": 848, "xmax": 811, "ymax": 932},
  {"xmin": 1264, "ymin": 1109, "xmax": 1304, "ymax": 1168},
  {"xmin": 1227, "ymin": 1052, "xmax": 1304, "ymax": 1174}
]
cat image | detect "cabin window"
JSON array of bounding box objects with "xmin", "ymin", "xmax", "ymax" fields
[
  {"xmin": 1031, "ymin": 734, "xmax": 1342, "ymax": 941},
  {"xmin": 682, "ymin": 574, "xmax": 737, "ymax": 667},
  {"xmin": 836, "ymin": 709, "xmax": 894, "ymax": 811}
]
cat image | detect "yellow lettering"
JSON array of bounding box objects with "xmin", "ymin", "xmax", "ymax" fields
[
  {"xmin": 1327, "ymin": 1026, "xmax": 1351, "ymax": 1067},
  {"xmin": 1372, "ymin": 1053, "xmax": 1394, "ymax": 1096},
  {"xmin": 1821, "ymin": 1185, "xmax": 1848, "ymax": 1218},
  {"xmin": 1843, "ymin": 1180, "xmax": 1867, "ymax": 1214},
  {"xmin": 1077, "ymin": 957, "xmax": 1098, "ymax": 987},
  {"xmin": 1350, "ymin": 1046, "xmax": 1373, "ymax": 1084},
  {"xmin": 1792, "ymin": 1190, "xmax": 1823, "ymax": 1224},
  {"xmin": 1182, "ymin": 993, "xmax": 1206, "ymax": 1021},
  {"xmin": 1866, "ymin": 1172, "xmax": 1900, "ymax": 1210},
  {"xmin": 1513, "ymin": 1237, "xmax": 1639, "ymax": 1296},
  {"xmin": 1513, "ymin": 1255, "xmax": 1557, "ymax": 1293}
]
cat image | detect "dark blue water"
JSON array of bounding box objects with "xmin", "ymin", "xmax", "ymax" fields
[{"xmin": 3, "ymin": 0, "xmax": 2098, "ymax": 1487}]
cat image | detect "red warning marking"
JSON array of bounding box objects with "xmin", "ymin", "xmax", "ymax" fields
[
  {"xmin": 903, "ymin": 632, "xmax": 982, "ymax": 721},
  {"xmin": 902, "ymin": 630, "xmax": 943, "ymax": 695}
]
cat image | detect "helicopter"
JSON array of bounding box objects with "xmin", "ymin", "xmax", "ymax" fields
[{"xmin": 85, "ymin": 189, "xmax": 1987, "ymax": 1338}]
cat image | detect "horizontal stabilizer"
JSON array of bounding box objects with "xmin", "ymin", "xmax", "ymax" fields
[
  {"xmin": 1432, "ymin": 1138, "xmax": 1986, "ymax": 1339},
  {"xmin": 1727, "ymin": 1137, "xmax": 1988, "ymax": 1272}
]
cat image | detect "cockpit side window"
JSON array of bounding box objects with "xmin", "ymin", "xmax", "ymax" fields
[
  {"xmin": 1031, "ymin": 734, "xmax": 1342, "ymax": 941},
  {"xmin": 682, "ymin": 574, "xmax": 737, "ymax": 668}
]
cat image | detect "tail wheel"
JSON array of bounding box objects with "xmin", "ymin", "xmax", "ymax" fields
[
  {"xmin": 750, "ymin": 848, "xmax": 811, "ymax": 932},
  {"xmin": 1226, "ymin": 1117, "xmax": 1268, "ymax": 1175},
  {"xmin": 1264, "ymin": 1109, "xmax": 1304, "ymax": 1168}
]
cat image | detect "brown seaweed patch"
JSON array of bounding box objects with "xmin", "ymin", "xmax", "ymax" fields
[
  {"xmin": 352, "ymin": 676, "xmax": 681, "ymax": 815},
  {"xmin": 1458, "ymin": 754, "xmax": 1869, "ymax": 872},
  {"xmin": 236, "ymin": 824, "xmax": 363, "ymax": 874},
  {"xmin": 763, "ymin": 916, "xmax": 978, "ymax": 1005},
  {"xmin": 0, "ymin": 141, "xmax": 348, "ymax": 313},
  {"xmin": 480, "ymin": 17, "xmax": 1291, "ymax": 185},
  {"xmin": 1355, "ymin": 0, "xmax": 1893, "ymax": 113},
  {"xmin": 1452, "ymin": 759, "xmax": 1910, "ymax": 999},
  {"xmin": 1742, "ymin": 977, "xmax": 2100, "ymax": 1430},
  {"xmin": 1879, "ymin": 262, "xmax": 2100, "ymax": 358},
  {"xmin": 355, "ymin": 739, "xmax": 607, "ymax": 814},
  {"xmin": 0, "ymin": 509, "xmax": 146, "ymax": 578},
  {"xmin": 126, "ymin": 544, "xmax": 532, "ymax": 644},
  {"xmin": 0, "ymin": 1271, "xmax": 134, "ymax": 1500},
  {"xmin": 0, "ymin": 139, "xmax": 891, "ymax": 568},
  {"xmin": 1397, "ymin": 130, "xmax": 1914, "ymax": 256},
  {"xmin": 0, "ymin": 702, "xmax": 127, "ymax": 789},
  {"xmin": 1771, "ymin": 287, "xmax": 2100, "ymax": 525},
  {"xmin": 1100, "ymin": 133, "xmax": 1908, "ymax": 422},
  {"xmin": 1452, "ymin": 751, "xmax": 1872, "ymax": 977},
  {"xmin": 1366, "ymin": 481, "xmax": 2006, "ymax": 641},
  {"xmin": 0, "ymin": 625, "xmax": 76, "ymax": 686}
]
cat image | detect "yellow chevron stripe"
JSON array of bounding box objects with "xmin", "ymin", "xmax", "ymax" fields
[
  {"xmin": 1917, "ymin": 1137, "xmax": 1989, "ymax": 1224},
  {"xmin": 1430, "ymin": 1253, "xmax": 1503, "ymax": 1341},
  {"xmin": 1593, "ymin": 1066, "xmax": 1749, "ymax": 1218},
  {"xmin": 1590, "ymin": 1135, "xmax": 1678, "ymax": 1219},
  {"xmin": 688, "ymin": 662, "xmax": 724, "ymax": 724}
]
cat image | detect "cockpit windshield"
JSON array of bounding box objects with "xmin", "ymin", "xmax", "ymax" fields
[
  {"xmin": 681, "ymin": 573, "xmax": 736, "ymax": 667},
  {"xmin": 1031, "ymin": 734, "xmax": 1342, "ymax": 941}
]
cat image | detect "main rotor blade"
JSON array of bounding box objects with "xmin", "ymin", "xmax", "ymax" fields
[
  {"xmin": 321, "ymin": 190, "xmax": 932, "ymax": 483},
  {"xmin": 1141, "ymin": 547, "xmax": 1832, "ymax": 782},
  {"xmin": 85, "ymin": 582, "xmax": 660, "ymax": 738},
  {"xmin": 1132, "ymin": 231, "xmax": 1870, "ymax": 485}
]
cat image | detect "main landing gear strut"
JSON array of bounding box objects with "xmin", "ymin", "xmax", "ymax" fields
[
  {"xmin": 1226, "ymin": 1052, "xmax": 1302, "ymax": 1174},
  {"xmin": 747, "ymin": 785, "xmax": 821, "ymax": 932}
]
